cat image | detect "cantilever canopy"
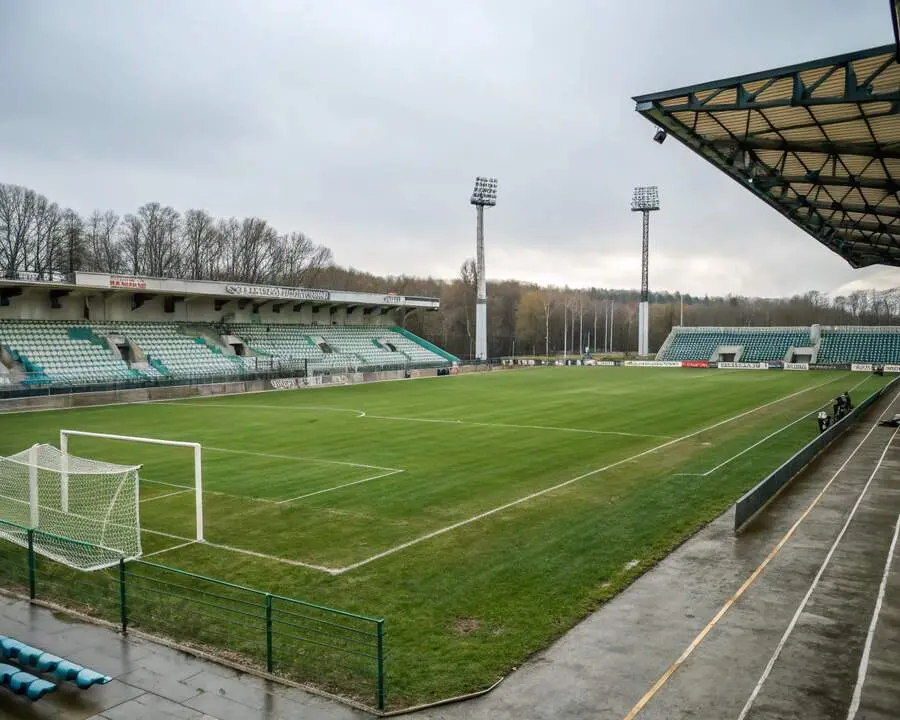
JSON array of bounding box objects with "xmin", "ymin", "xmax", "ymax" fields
[{"xmin": 633, "ymin": 44, "xmax": 900, "ymax": 268}]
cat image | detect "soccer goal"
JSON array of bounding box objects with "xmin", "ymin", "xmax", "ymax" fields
[
  {"xmin": 60, "ymin": 429, "xmax": 204, "ymax": 544},
  {"xmin": 0, "ymin": 443, "xmax": 142, "ymax": 571}
]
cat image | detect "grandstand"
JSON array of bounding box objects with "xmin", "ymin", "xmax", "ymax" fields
[
  {"xmin": 657, "ymin": 324, "xmax": 900, "ymax": 365},
  {"xmin": 0, "ymin": 272, "xmax": 456, "ymax": 392}
]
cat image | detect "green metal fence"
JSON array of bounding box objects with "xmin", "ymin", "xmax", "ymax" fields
[{"xmin": 0, "ymin": 521, "xmax": 386, "ymax": 709}]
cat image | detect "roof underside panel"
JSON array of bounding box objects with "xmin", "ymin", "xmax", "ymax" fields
[{"xmin": 633, "ymin": 44, "xmax": 900, "ymax": 268}]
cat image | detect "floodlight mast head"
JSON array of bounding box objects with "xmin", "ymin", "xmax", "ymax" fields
[
  {"xmin": 471, "ymin": 176, "xmax": 498, "ymax": 207},
  {"xmin": 631, "ymin": 186, "xmax": 660, "ymax": 212}
]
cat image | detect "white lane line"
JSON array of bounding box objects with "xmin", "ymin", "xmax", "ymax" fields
[
  {"xmin": 737, "ymin": 425, "xmax": 900, "ymax": 720},
  {"xmin": 140, "ymin": 489, "xmax": 192, "ymax": 504},
  {"xmin": 204, "ymin": 445, "xmax": 402, "ymax": 472},
  {"xmin": 334, "ymin": 378, "xmax": 844, "ymax": 575},
  {"xmin": 362, "ymin": 414, "xmax": 674, "ymax": 439},
  {"xmin": 847, "ymin": 510, "xmax": 900, "ymax": 720},
  {"xmin": 276, "ymin": 469, "xmax": 404, "ymax": 504},
  {"xmin": 142, "ymin": 540, "xmax": 196, "ymax": 558},
  {"xmin": 677, "ymin": 375, "xmax": 872, "ymax": 478}
]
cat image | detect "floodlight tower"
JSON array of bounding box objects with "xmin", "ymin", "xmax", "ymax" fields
[
  {"xmin": 631, "ymin": 186, "xmax": 660, "ymax": 356},
  {"xmin": 470, "ymin": 176, "xmax": 498, "ymax": 361}
]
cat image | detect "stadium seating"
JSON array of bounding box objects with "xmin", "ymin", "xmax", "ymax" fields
[
  {"xmin": 0, "ymin": 320, "xmax": 139, "ymax": 385},
  {"xmin": 658, "ymin": 328, "xmax": 811, "ymax": 362},
  {"xmin": 0, "ymin": 320, "xmax": 454, "ymax": 387},
  {"xmin": 92, "ymin": 322, "xmax": 244, "ymax": 379},
  {"xmin": 817, "ymin": 328, "xmax": 900, "ymax": 364},
  {"xmin": 0, "ymin": 664, "xmax": 55, "ymax": 701},
  {"xmin": 230, "ymin": 324, "xmax": 451, "ymax": 372}
]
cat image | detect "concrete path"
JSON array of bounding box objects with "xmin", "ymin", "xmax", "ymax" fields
[
  {"xmin": 416, "ymin": 387, "xmax": 900, "ymax": 720},
  {"xmin": 0, "ymin": 597, "xmax": 369, "ymax": 720}
]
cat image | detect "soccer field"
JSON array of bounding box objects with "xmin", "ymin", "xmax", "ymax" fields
[{"xmin": 0, "ymin": 367, "xmax": 888, "ymax": 706}]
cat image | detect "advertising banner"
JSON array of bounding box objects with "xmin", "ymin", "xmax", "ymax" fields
[
  {"xmin": 783, "ymin": 362, "xmax": 809, "ymax": 371},
  {"xmin": 717, "ymin": 362, "xmax": 769, "ymax": 370},
  {"xmin": 681, "ymin": 361, "xmax": 709, "ymax": 369},
  {"xmin": 623, "ymin": 360, "xmax": 682, "ymax": 368}
]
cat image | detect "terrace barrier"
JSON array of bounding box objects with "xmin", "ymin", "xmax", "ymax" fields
[
  {"xmin": 733, "ymin": 375, "xmax": 900, "ymax": 533},
  {"xmin": 0, "ymin": 521, "xmax": 387, "ymax": 710}
]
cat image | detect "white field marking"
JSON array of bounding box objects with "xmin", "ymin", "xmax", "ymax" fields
[
  {"xmin": 203, "ymin": 445, "xmax": 402, "ymax": 472},
  {"xmin": 676, "ymin": 375, "xmax": 872, "ymax": 477},
  {"xmin": 333, "ymin": 377, "xmax": 846, "ymax": 575},
  {"xmin": 140, "ymin": 489, "xmax": 192, "ymax": 504},
  {"xmin": 198, "ymin": 539, "xmax": 338, "ymax": 574},
  {"xmin": 361, "ymin": 414, "xmax": 673, "ymax": 439},
  {"xmin": 141, "ymin": 539, "xmax": 196, "ymax": 559},
  {"xmin": 621, "ymin": 388, "xmax": 900, "ymax": 720},
  {"xmin": 134, "ymin": 524, "xmax": 339, "ymax": 573},
  {"xmin": 276, "ymin": 469, "xmax": 404, "ymax": 504},
  {"xmin": 736, "ymin": 425, "xmax": 900, "ymax": 720},
  {"xmin": 142, "ymin": 478, "xmax": 193, "ymax": 491},
  {"xmin": 165, "ymin": 399, "xmax": 671, "ymax": 439},
  {"xmin": 847, "ymin": 511, "xmax": 900, "ymax": 720},
  {"xmin": 159, "ymin": 402, "xmax": 367, "ymax": 418}
]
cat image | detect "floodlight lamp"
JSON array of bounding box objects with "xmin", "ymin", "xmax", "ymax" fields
[
  {"xmin": 653, "ymin": 128, "xmax": 667, "ymax": 144},
  {"xmin": 470, "ymin": 176, "xmax": 499, "ymax": 206},
  {"xmin": 631, "ymin": 186, "xmax": 660, "ymax": 212}
]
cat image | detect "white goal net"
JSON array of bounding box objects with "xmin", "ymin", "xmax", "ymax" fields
[{"xmin": 0, "ymin": 443, "xmax": 142, "ymax": 571}]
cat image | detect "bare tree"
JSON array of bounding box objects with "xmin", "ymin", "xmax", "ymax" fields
[
  {"xmin": 182, "ymin": 208, "xmax": 217, "ymax": 280},
  {"xmin": 139, "ymin": 202, "xmax": 181, "ymax": 277},
  {"xmin": 0, "ymin": 184, "xmax": 37, "ymax": 277}
]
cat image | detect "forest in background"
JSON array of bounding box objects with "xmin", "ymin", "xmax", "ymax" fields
[{"xmin": 3, "ymin": 182, "xmax": 899, "ymax": 359}]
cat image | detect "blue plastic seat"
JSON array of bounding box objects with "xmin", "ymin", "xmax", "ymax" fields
[
  {"xmin": 0, "ymin": 636, "xmax": 111, "ymax": 689},
  {"xmin": 0, "ymin": 663, "xmax": 56, "ymax": 701}
]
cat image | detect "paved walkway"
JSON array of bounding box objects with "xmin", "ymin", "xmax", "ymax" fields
[{"xmin": 0, "ymin": 598, "xmax": 368, "ymax": 719}]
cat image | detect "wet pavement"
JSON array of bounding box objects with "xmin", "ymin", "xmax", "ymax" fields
[{"xmin": 0, "ymin": 598, "xmax": 368, "ymax": 719}]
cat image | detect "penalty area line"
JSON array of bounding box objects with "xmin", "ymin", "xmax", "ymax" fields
[{"xmin": 333, "ymin": 377, "xmax": 843, "ymax": 575}]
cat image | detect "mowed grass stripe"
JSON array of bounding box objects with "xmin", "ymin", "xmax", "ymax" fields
[{"xmin": 0, "ymin": 368, "xmax": 885, "ymax": 707}]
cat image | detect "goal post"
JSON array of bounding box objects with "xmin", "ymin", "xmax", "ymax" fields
[
  {"xmin": 60, "ymin": 429, "xmax": 204, "ymax": 542},
  {"xmin": 0, "ymin": 443, "xmax": 142, "ymax": 571}
]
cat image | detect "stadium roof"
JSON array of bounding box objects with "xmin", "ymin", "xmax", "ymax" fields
[{"xmin": 633, "ymin": 44, "xmax": 900, "ymax": 269}]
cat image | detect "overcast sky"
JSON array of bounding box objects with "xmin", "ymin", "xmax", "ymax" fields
[{"xmin": 2, "ymin": 0, "xmax": 899, "ymax": 298}]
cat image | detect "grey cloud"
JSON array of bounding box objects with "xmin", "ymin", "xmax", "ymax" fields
[{"xmin": 0, "ymin": 0, "xmax": 894, "ymax": 296}]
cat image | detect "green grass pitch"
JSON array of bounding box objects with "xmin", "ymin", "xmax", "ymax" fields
[{"xmin": 0, "ymin": 367, "xmax": 888, "ymax": 706}]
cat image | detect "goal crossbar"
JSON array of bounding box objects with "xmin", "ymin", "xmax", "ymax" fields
[{"xmin": 60, "ymin": 429, "xmax": 204, "ymax": 542}]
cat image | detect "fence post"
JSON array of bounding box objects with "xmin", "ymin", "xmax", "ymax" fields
[
  {"xmin": 27, "ymin": 530, "xmax": 36, "ymax": 600},
  {"xmin": 265, "ymin": 594, "xmax": 273, "ymax": 673},
  {"xmin": 119, "ymin": 558, "xmax": 128, "ymax": 633},
  {"xmin": 376, "ymin": 619, "xmax": 385, "ymax": 711}
]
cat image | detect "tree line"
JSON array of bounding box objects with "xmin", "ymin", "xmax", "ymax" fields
[{"xmin": 2, "ymin": 182, "xmax": 899, "ymax": 359}]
